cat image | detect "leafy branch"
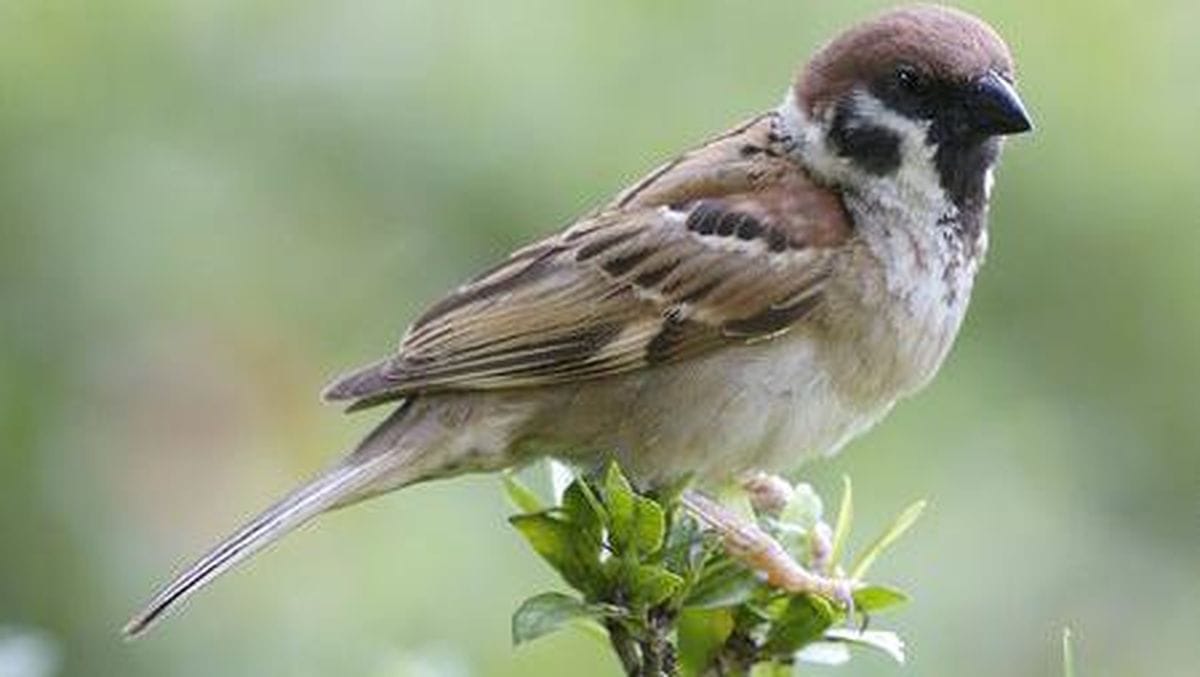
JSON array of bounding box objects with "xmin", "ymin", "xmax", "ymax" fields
[{"xmin": 504, "ymin": 463, "xmax": 924, "ymax": 676}]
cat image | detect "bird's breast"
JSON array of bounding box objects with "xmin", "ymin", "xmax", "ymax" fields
[{"xmin": 822, "ymin": 208, "xmax": 982, "ymax": 407}]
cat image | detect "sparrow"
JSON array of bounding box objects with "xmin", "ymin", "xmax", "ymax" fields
[{"xmin": 124, "ymin": 4, "xmax": 1032, "ymax": 637}]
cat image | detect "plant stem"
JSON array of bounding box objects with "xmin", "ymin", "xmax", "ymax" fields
[
  {"xmin": 607, "ymin": 620, "xmax": 642, "ymax": 676},
  {"xmin": 703, "ymin": 631, "xmax": 756, "ymax": 677},
  {"xmin": 640, "ymin": 608, "xmax": 677, "ymax": 676}
]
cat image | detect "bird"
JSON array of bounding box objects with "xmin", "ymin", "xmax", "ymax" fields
[{"xmin": 124, "ymin": 4, "xmax": 1032, "ymax": 638}]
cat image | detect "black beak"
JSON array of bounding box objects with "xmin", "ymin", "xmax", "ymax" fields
[{"xmin": 967, "ymin": 71, "xmax": 1033, "ymax": 136}]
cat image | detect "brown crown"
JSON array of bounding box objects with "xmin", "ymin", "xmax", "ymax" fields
[{"xmin": 797, "ymin": 4, "xmax": 1016, "ymax": 114}]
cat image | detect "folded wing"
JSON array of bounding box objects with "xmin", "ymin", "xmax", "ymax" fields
[{"xmin": 323, "ymin": 113, "xmax": 852, "ymax": 409}]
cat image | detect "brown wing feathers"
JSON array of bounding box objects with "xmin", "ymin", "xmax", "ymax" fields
[{"xmin": 323, "ymin": 112, "xmax": 852, "ymax": 408}]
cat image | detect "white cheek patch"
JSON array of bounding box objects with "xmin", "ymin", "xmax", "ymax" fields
[
  {"xmin": 846, "ymin": 91, "xmax": 944, "ymax": 200},
  {"xmin": 778, "ymin": 88, "xmax": 942, "ymax": 206},
  {"xmin": 848, "ymin": 91, "xmax": 927, "ymax": 134},
  {"xmin": 778, "ymin": 88, "xmax": 846, "ymax": 181},
  {"xmin": 777, "ymin": 87, "xmax": 807, "ymax": 146}
]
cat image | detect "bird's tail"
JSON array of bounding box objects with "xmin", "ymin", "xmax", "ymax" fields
[{"xmin": 122, "ymin": 404, "xmax": 424, "ymax": 639}]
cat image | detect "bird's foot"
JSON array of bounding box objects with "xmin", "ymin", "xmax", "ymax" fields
[
  {"xmin": 739, "ymin": 472, "xmax": 795, "ymax": 516},
  {"xmin": 682, "ymin": 489, "xmax": 860, "ymax": 611}
]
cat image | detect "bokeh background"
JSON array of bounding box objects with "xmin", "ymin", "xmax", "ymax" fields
[{"xmin": 2, "ymin": 0, "xmax": 1198, "ymax": 675}]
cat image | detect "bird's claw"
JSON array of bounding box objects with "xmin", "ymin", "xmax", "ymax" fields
[
  {"xmin": 740, "ymin": 472, "xmax": 795, "ymax": 516},
  {"xmin": 682, "ymin": 489, "xmax": 861, "ymax": 614}
]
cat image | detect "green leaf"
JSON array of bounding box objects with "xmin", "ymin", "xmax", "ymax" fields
[
  {"xmin": 562, "ymin": 480, "xmax": 604, "ymax": 543},
  {"xmin": 629, "ymin": 564, "xmax": 684, "ymax": 607},
  {"xmin": 661, "ymin": 511, "xmax": 709, "ymax": 573},
  {"xmin": 748, "ymin": 662, "xmax": 791, "ymax": 677},
  {"xmin": 502, "ymin": 472, "xmax": 545, "ymax": 514},
  {"xmin": 685, "ymin": 559, "xmax": 760, "ymax": 610},
  {"xmin": 824, "ymin": 628, "xmax": 906, "ymax": 664},
  {"xmin": 763, "ymin": 594, "xmax": 837, "ymax": 656},
  {"xmin": 779, "ymin": 482, "xmax": 823, "ymax": 532},
  {"xmin": 829, "ymin": 476, "xmax": 853, "ymax": 571},
  {"xmin": 511, "ymin": 592, "xmax": 598, "ymax": 646},
  {"xmin": 603, "ymin": 463, "xmax": 665, "ymax": 556},
  {"xmin": 850, "ymin": 499, "xmax": 926, "ymax": 580},
  {"xmin": 852, "ymin": 585, "xmax": 910, "ymax": 613},
  {"xmin": 678, "ymin": 608, "xmax": 734, "ymax": 676},
  {"xmin": 508, "ymin": 466, "xmax": 925, "ymax": 673},
  {"xmin": 739, "ymin": 600, "xmax": 776, "ymax": 624},
  {"xmin": 510, "ymin": 513, "xmax": 601, "ymax": 594},
  {"xmin": 632, "ymin": 495, "xmax": 666, "ymax": 555},
  {"xmin": 604, "ymin": 463, "xmax": 638, "ymax": 552},
  {"xmin": 715, "ymin": 484, "xmax": 757, "ymax": 521},
  {"xmin": 573, "ymin": 475, "xmax": 609, "ymax": 524}
]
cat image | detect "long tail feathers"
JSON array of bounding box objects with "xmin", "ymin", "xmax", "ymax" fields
[{"xmin": 122, "ymin": 452, "xmax": 399, "ymax": 639}]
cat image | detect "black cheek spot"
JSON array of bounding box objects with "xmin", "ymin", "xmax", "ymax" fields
[
  {"xmin": 829, "ymin": 101, "xmax": 903, "ymax": 176},
  {"xmin": 831, "ymin": 125, "xmax": 902, "ymax": 176}
]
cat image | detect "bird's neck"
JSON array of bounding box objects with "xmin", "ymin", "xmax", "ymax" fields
[{"xmin": 775, "ymin": 88, "xmax": 992, "ymax": 261}]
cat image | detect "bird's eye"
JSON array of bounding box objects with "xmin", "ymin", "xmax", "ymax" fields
[{"xmin": 894, "ymin": 66, "xmax": 926, "ymax": 94}]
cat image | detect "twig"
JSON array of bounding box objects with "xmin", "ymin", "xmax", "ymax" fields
[
  {"xmin": 640, "ymin": 607, "xmax": 677, "ymax": 676},
  {"xmin": 607, "ymin": 619, "xmax": 642, "ymax": 676}
]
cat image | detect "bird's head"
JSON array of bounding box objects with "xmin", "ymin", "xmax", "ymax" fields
[{"xmin": 789, "ymin": 5, "xmax": 1032, "ymax": 212}]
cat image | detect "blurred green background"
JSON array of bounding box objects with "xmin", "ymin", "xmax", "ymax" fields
[{"xmin": 2, "ymin": 0, "xmax": 1198, "ymax": 675}]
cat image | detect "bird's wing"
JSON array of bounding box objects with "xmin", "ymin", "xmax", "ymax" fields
[{"xmin": 323, "ymin": 112, "xmax": 853, "ymax": 408}]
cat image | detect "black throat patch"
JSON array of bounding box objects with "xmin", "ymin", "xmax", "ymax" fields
[
  {"xmin": 864, "ymin": 74, "xmax": 1002, "ymax": 243},
  {"xmin": 930, "ymin": 135, "xmax": 999, "ymax": 244},
  {"xmin": 832, "ymin": 87, "xmax": 1000, "ymax": 249}
]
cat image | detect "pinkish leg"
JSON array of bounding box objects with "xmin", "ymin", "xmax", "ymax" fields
[
  {"xmin": 740, "ymin": 472, "xmax": 794, "ymax": 516},
  {"xmin": 682, "ymin": 490, "xmax": 858, "ymax": 609}
]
